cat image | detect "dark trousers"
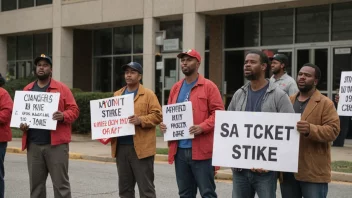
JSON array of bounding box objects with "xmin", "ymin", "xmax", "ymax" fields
[
  {"xmin": 27, "ymin": 143, "xmax": 71, "ymax": 198},
  {"xmin": 175, "ymin": 148, "xmax": 217, "ymax": 198},
  {"xmin": 333, "ymin": 116, "xmax": 349, "ymax": 147},
  {"xmin": 0, "ymin": 142, "xmax": 7, "ymax": 198},
  {"xmin": 232, "ymin": 169, "xmax": 277, "ymax": 198},
  {"xmin": 116, "ymin": 144, "xmax": 155, "ymax": 198},
  {"xmin": 280, "ymin": 172, "xmax": 328, "ymax": 198}
]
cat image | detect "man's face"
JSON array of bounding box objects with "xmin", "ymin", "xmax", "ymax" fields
[
  {"xmin": 124, "ymin": 68, "xmax": 141, "ymax": 86},
  {"xmin": 271, "ymin": 59, "xmax": 284, "ymax": 75},
  {"xmin": 36, "ymin": 60, "xmax": 52, "ymax": 80},
  {"xmin": 296, "ymin": 66, "xmax": 317, "ymax": 93},
  {"xmin": 244, "ymin": 53, "xmax": 266, "ymax": 80},
  {"xmin": 180, "ymin": 55, "xmax": 199, "ymax": 76}
]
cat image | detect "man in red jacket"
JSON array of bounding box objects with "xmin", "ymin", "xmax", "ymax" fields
[
  {"xmin": 20, "ymin": 54, "xmax": 79, "ymax": 198},
  {"xmin": 0, "ymin": 74, "xmax": 13, "ymax": 198},
  {"xmin": 160, "ymin": 49, "xmax": 224, "ymax": 198}
]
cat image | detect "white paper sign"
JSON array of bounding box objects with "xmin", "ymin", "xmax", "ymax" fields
[
  {"xmin": 10, "ymin": 91, "xmax": 60, "ymax": 130},
  {"xmin": 337, "ymin": 71, "xmax": 352, "ymax": 116},
  {"xmin": 212, "ymin": 111, "xmax": 301, "ymax": 173},
  {"xmin": 162, "ymin": 102, "xmax": 194, "ymax": 141},
  {"xmin": 90, "ymin": 94, "xmax": 135, "ymax": 140}
]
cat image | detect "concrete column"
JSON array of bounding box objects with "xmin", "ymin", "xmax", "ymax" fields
[
  {"xmin": 182, "ymin": 0, "xmax": 205, "ymax": 77},
  {"xmin": 0, "ymin": 37, "xmax": 7, "ymax": 78},
  {"xmin": 143, "ymin": 0, "xmax": 159, "ymax": 91},
  {"xmin": 52, "ymin": 0, "xmax": 74, "ymax": 88}
]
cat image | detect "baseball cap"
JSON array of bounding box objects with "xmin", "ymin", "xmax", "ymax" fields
[
  {"xmin": 177, "ymin": 49, "xmax": 201, "ymax": 62},
  {"xmin": 34, "ymin": 54, "xmax": 52, "ymax": 66},
  {"xmin": 270, "ymin": 54, "xmax": 289, "ymax": 67},
  {"xmin": 122, "ymin": 62, "xmax": 143, "ymax": 74}
]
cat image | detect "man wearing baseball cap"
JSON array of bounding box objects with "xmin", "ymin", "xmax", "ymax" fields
[
  {"xmin": 110, "ymin": 62, "xmax": 162, "ymax": 198},
  {"xmin": 160, "ymin": 49, "xmax": 224, "ymax": 197},
  {"xmin": 270, "ymin": 54, "xmax": 298, "ymax": 96},
  {"xmin": 20, "ymin": 54, "xmax": 79, "ymax": 198}
]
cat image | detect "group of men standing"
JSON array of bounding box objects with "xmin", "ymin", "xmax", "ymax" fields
[{"xmin": 0, "ymin": 48, "xmax": 340, "ymax": 198}]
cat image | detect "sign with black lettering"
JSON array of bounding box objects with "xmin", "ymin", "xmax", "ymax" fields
[
  {"xmin": 10, "ymin": 91, "xmax": 60, "ymax": 130},
  {"xmin": 337, "ymin": 71, "xmax": 352, "ymax": 116},
  {"xmin": 162, "ymin": 102, "xmax": 194, "ymax": 141},
  {"xmin": 212, "ymin": 111, "xmax": 300, "ymax": 173},
  {"xmin": 90, "ymin": 94, "xmax": 135, "ymax": 140}
]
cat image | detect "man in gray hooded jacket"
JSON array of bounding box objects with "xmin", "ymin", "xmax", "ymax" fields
[{"xmin": 228, "ymin": 50, "xmax": 294, "ymax": 198}]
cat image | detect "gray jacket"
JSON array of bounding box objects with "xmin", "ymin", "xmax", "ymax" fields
[{"xmin": 227, "ymin": 81, "xmax": 294, "ymax": 113}]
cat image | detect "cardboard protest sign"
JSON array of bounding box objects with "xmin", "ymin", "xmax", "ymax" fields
[
  {"xmin": 212, "ymin": 111, "xmax": 301, "ymax": 173},
  {"xmin": 337, "ymin": 71, "xmax": 352, "ymax": 116},
  {"xmin": 90, "ymin": 94, "xmax": 135, "ymax": 140},
  {"xmin": 10, "ymin": 91, "xmax": 60, "ymax": 130},
  {"xmin": 162, "ymin": 102, "xmax": 194, "ymax": 141}
]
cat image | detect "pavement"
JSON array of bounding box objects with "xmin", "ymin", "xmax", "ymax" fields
[{"xmin": 7, "ymin": 134, "xmax": 352, "ymax": 182}]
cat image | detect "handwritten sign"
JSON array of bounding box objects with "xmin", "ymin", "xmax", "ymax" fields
[
  {"xmin": 10, "ymin": 91, "xmax": 60, "ymax": 130},
  {"xmin": 212, "ymin": 111, "xmax": 301, "ymax": 173},
  {"xmin": 162, "ymin": 102, "xmax": 194, "ymax": 141},
  {"xmin": 90, "ymin": 94, "xmax": 135, "ymax": 140},
  {"xmin": 337, "ymin": 71, "xmax": 352, "ymax": 116}
]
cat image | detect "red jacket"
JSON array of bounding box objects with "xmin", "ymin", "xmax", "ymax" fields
[
  {"xmin": 167, "ymin": 74, "xmax": 224, "ymax": 163},
  {"xmin": 21, "ymin": 78, "xmax": 79, "ymax": 150},
  {"xmin": 0, "ymin": 87, "xmax": 13, "ymax": 142}
]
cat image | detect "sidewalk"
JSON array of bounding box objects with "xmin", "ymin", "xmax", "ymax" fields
[{"xmin": 7, "ymin": 135, "xmax": 352, "ymax": 182}]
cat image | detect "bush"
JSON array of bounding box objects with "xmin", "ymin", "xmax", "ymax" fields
[
  {"xmin": 3, "ymin": 76, "xmax": 36, "ymax": 98},
  {"xmin": 72, "ymin": 92, "xmax": 114, "ymax": 133}
]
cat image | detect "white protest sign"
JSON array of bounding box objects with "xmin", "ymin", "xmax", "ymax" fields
[
  {"xmin": 337, "ymin": 71, "xmax": 352, "ymax": 116},
  {"xmin": 10, "ymin": 91, "xmax": 60, "ymax": 130},
  {"xmin": 212, "ymin": 111, "xmax": 301, "ymax": 173},
  {"xmin": 162, "ymin": 102, "xmax": 194, "ymax": 141},
  {"xmin": 90, "ymin": 94, "xmax": 135, "ymax": 140}
]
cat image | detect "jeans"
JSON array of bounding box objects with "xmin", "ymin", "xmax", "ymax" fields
[
  {"xmin": 232, "ymin": 169, "xmax": 277, "ymax": 198},
  {"xmin": 175, "ymin": 148, "xmax": 217, "ymax": 198},
  {"xmin": 280, "ymin": 172, "xmax": 328, "ymax": 198},
  {"xmin": 0, "ymin": 142, "xmax": 7, "ymax": 198}
]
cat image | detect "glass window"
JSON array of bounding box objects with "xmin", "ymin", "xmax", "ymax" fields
[
  {"xmin": 225, "ymin": 13, "xmax": 259, "ymax": 48},
  {"xmin": 36, "ymin": 0, "xmax": 52, "ymax": 6},
  {"xmin": 160, "ymin": 20, "xmax": 183, "ymax": 49},
  {"xmin": 113, "ymin": 56, "xmax": 131, "ymax": 91},
  {"xmin": 7, "ymin": 36, "xmax": 16, "ymax": 61},
  {"xmin": 295, "ymin": 5, "xmax": 329, "ymax": 43},
  {"xmin": 261, "ymin": 9, "xmax": 293, "ymax": 46},
  {"xmin": 333, "ymin": 47, "xmax": 352, "ymax": 90},
  {"xmin": 34, "ymin": 34, "xmax": 48, "ymax": 58},
  {"xmin": 93, "ymin": 58, "xmax": 112, "ymax": 92},
  {"xmin": 113, "ymin": 26, "xmax": 132, "ymax": 55},
  {"xmin": 133, "ymin": 55, "xmax": 143, "ymax": 65},
  {"xmin": 204, "ymin": 52, "xmax": 209, "ymax": 79},
  {"xmin": 19, "ymin": 0, "xmax": 34, "ymax": 9},
  {"xmin": 17, "ymin": 61, "xmax": 33, "ymax": 78},
  {"xmin": 332, "ymin": 2, "xmax": 352, "ymax": 41},
  {"xmin": 94, "ymin": 29, "xmax": 112, "ymax": 56},
  {"xmin": 48, "ymin": 33, "xmax": 52, "ymax": 56},
  {"xmin": 133, "ymin": 25, "xmax": 143, "ymax": 54},
  {"xmin": 17, "ymin": 35, "xmax": 33, "ymax": 60},
  {"xmin": 205, "ymin": 23, "xmax": 210, "ymax": 50},
  {"xmin": 1, "ymin": 0, "xmax": 17, "ymax": 11},
  {"xmin": 7, "ymin": 62, "xmax": 16, "ymax": 80}
]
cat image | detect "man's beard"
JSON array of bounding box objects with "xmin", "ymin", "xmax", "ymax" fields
[
  {"xmin": 298, "ymin": 83, "xmax": 314, "ymax": 93},
  {"xmin": 182, "ymin": 67, "xmax": 196, "ymax": 76},
  {"xmin": 272, "ymin": 68, "xmax": 280, "ymax": 75},
  {"xmin": 245, "ymin": 73, "xmax": 259, "ymax": 80},
  {"xmin": 36, "ymin": 72, "xmax": 51, "ymax": 80}
]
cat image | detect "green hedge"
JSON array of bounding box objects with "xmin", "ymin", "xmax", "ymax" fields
[
  {"xmin": 3, "ymin": 76, "xmax": 114, "ymax": 133},
  {"xmin": 72, "ymin": 92, "xmax": 113, "ymax": 133}
]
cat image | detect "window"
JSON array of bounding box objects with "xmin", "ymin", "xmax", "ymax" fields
[
  {"xmin": 114, "ymin": 26, "xmax": 132, "ymax": 55},
  {"xmin": 133, "ymin": 25, "xmax": 143, "ymax": 54},
  {"xmin": 34, "ymin": 34, "xmax": 49, "ymax": 58},
  {"xmin": 36, "ymin": 0, "xmax": 52, "ymax": 6},
  {"xmin": 1, "ymin": 0, "xmax": 17, "ymax": 11},
  {"xmin": 225, "ymin": 13, "xmax": 259, "ymax": 48},
  {"xmin": 19, "ymin": 0, "xmax": 34, "ymax": 9},
  {"xmin": 332, "ymin": 2, "xmax": 352, "ymax": 41},
  {"xmin": 17, "ymin": 35, "xmax": 33, "ymax": 60},
  {"xmin": 7, "ymin": 37, "xmax": 16, "ymax": 61},
  {"xmin": 113, "ymin": 56, "xmax": 131, "ymax": 91},
  {"xmin": 160, "ymin": 20, "xmax": 183, "ymax": 51},
  {"xmin": 261, "ymin": 9, "xmax": 294, "ymax": 45},
  {"xmin": 94, "ymin": 29, "xmax": 112, "ymax": 56},
  {"xmin": 93, "ymin": 58, "xmax": 112, "ymax": 92},
  {"xmin": 295, "ymin": 5, "xmax": 329, "ymax": 43}
]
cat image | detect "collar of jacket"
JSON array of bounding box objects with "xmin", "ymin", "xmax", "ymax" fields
[
  {"xmin": 173, "ymin": 73, "xmax": 205, "ymax": 93},
  {"xmin": 290, "ymin": 89, "xmax": 322, "ymax": 120},
  {"xmin": 240, "ymin": 79, "xmax": 276, "ymax": 93},
  {"xmin": 27, "ymin": 78, "xmax": 60, "ymax": 91},
  {"xmin": 114, "ymin": 84, "xmax": 146, "ymax": 101}
]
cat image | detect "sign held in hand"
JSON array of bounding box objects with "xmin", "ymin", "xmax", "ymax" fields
[
  {"xmin": 10, "ymin": 91, "xmax": 60, "ymax": 130},
  {"xmin": 337, "ymin": 71, "xmax": 352, "ymax": 116}
]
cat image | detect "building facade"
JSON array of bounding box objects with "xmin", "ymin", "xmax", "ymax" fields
[{"xmin": 1, "ymin": 0, "xmax": 352, "ymax": 109}]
